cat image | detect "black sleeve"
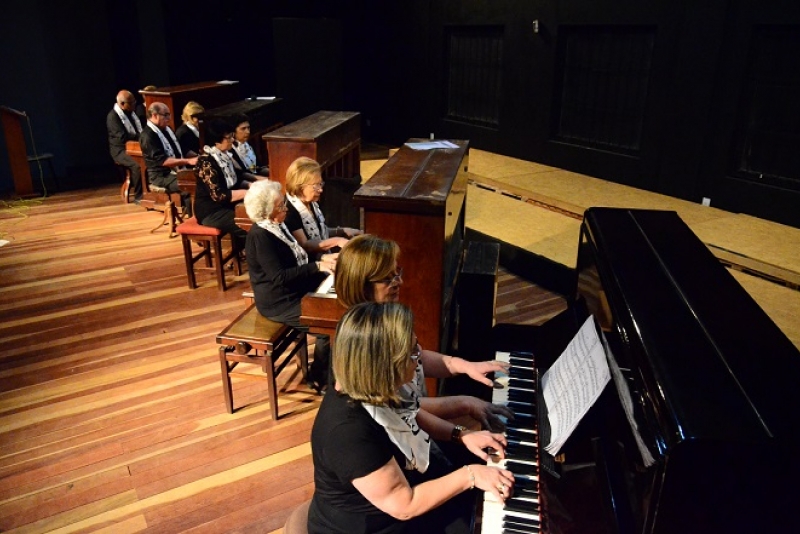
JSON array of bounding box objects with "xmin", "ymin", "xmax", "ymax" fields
[
  {"xmin": 253, "ymin": 230, "xmax": 319, "ymax": 286},
  {"xmin": 140, "ymin": 128, "xmax": 168, "ymax": 168},
  {"xmin": 325, "ymin": 418, "xmax": 395, "ymax": 484},
  {"xmin": 106, "ymin": 112, "xmax": 128, "ymax": 152},
  {"xmin": 284, "ymin": 202, "xmax": 305, "ymax": 235},
  {"xmin": 195, "ymin": 156, "xmax": 233, "ymax": 205}
]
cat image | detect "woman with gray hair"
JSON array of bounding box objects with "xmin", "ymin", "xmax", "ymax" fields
[{"xmin": 244, "ymin": 180, "xmax": 337, "ymax": 392}]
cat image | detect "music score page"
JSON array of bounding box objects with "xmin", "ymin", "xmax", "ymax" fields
[{"xmin": 542, "ymin": 316, "xmax": 610, "ymax": 455}]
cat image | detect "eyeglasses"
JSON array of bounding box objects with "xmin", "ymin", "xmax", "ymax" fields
[
  {"xmin": 409, "ymin": 343, "xmax": 422, "ymax": 364},
  {"xmin": 306, "ymin": 181, "xmax": 325, "ymax": 192},
  {"xmin": 276, "ymin": 198, "xmax": 289, "ymax": 211},
  {"xmin": 157, "ymin": 112, "xmax": 171, "ymax": 117},
  {"xmin": 371, "ymin": 267, "xmax": 403, "ymax": 286},
  {"xmin": 224, "ymin": 134, "xmax": 234, "ymax": 140}
]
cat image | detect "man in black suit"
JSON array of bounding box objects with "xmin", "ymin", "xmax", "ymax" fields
[
  {"xmin": 140, "ymin": 102, "xmax": 197, "ymax": 215},
  {"xmin": 106, "ymin": 90, "xmax": 143, "ymax": 203}
]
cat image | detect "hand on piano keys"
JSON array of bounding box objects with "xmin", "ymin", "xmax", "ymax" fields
[
  {"xmin": 465, "ymin": 463, "xmax": 515, "ymax": 506},
  {"xmin": 482, "ymin": 350, "xmax": 544, "ymax": 533},
  {"xmin": 461, "ymin": 396, "xmax": 515, "ymax": 433},
  {"xmin": 451, "ymin": 357, "xmax": 511, "ymax": 388}
]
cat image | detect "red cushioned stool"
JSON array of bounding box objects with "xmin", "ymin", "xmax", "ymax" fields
[{"xmin": 177, "ymin": 217, "xmax": 241, "ymax": 291}]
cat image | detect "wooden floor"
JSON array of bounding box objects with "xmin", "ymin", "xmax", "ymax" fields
[{"xmin": 0, "ymin": 185, "xmax": 564, "ymax": 533}]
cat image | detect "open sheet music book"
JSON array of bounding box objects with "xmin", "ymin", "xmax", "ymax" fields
[
  {"xmin": 542, "ymin": 315, "xmax": 655, "ymax": 466},
  {"xmin": 542, "ymin": 316, "xmax": 610, "ymax": 455}
]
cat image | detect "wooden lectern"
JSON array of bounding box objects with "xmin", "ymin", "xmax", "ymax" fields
[{"xmin": 1, "ymin": 106, "xmax": 35, "ymax": 197}]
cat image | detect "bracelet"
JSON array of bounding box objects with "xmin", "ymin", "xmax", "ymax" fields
[
  {"xmin": 464, "ymin": 465, "xmax": 475, "ymax": 490},
  {"xmin": 451, "ymin": 424, "xmax": 467, "ymax": 443}
]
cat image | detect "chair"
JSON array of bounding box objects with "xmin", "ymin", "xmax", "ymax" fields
[
  {"xmin": 175, "ymin": 170, "xmax": 241, "ymax": 291},
  {"xmin": 283, "ymin": 499, "xmax": 311, "ymax": 534},
  {"xmin": 125, "ymin": 140, "xmax": 183, "ymax": 236},
  {"xmin": 216, "ymin": 304, "xmax": 309, "ymax": 419}
]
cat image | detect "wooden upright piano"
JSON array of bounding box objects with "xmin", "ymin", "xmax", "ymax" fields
[
  {"xmin": 263, "ymin": 110, "xmax": 360, "ymax": 186},
  {"xmin": 478, "ymin": 208, "xmax": 800, "ymax": 533},
  {"xmin": 140, "ymin": 81, "xmax": 240, "ymax": 130},
  {"xmin": 198, "ymin": 98, "xmax": 284, "ymax": 165},
  {"xmin": 299, "ymin": 139, "xmax": 470, "ymax": 368}
]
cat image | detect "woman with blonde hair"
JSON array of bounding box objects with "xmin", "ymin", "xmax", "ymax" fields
[
  {"xmin": 309, "ymin": 302, "xmax": 513, "ymax": 534},
  {"xmin": 284, "ymin": 156, "xmax": 362, "ymax": 260},
  {"xmin": 175, "ymin": 101, "xmax": 204, "ymax": 157}
]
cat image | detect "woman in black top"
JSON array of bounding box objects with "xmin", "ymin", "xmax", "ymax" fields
[
  {"xmin": 244, "ymin": 180, "xmax": 337, "ymax": 390},
  {"xmin": 175, "ymin": 101, "xmax": 203, "ymax": 157},
  {"xmin": 309, "ymin": 302, "xmax": 514, "ymax": 534}
]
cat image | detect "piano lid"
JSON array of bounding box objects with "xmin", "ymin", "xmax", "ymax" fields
[{"xmin": 580, "ymin": 208, "xmax": 800, "ymax": 446}]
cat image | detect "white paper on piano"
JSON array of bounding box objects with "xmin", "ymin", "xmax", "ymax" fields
[
  {"xmin": 315, "ymin": 273, "xmax": 335, "ymax": 294},
  {"xmin": 602, "ymin": 331, "xmax": 656, "ymax": 467},
  {"xmin": 542, "ymin": 315, "xmax": 610, "ymax": 455},
  {"xmin": 404, "ymin": 140, "xmax": 460, "ymax": 150}
]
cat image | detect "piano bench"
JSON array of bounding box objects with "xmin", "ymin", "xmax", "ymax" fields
[
  {"xmin": 176, "ymin": 217, "xmax": 241, "ymax": 291},
  {"xmin": 216, "ymin": 304, "xmax": 309, "ymax": 419},
  {"xmin": 141, "ymin": 185, "xmax": 183, "ymax": 238},
  {"xmin": 117, "ymin": 164, "xmax": 131, "ymax": 203},
  {"xmin": 283, "ymin": 499, "xmax": 311, "ymax": 534}
]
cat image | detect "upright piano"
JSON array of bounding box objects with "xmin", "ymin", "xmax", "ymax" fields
[
  {"xmin": 198, "ymin": 97, "xmax": 284, "ymax": 165},
  {"xmin": 140, "ymin": 81, "xmax": 240, "ymax": 131},
  {"xmin": 263, "ymin": 110, "xmax": 360, "ymax": 187},
  {"xmin": 481, "ymin": 207, "xmax": 800, "ymax": 533}
]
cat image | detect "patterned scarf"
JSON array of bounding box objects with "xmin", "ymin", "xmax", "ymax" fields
[
  {"xmin": 204, "ymin": 145, "xmax": 238, "ymax": 188},
  {"xmin": 255, "ymin": 220, "xmax": 308, "ymax": 266},
  {"xmin": 363, "ymin": 389, "xmax": 431, "ymax": 473},
  {"xmin": 146, "ymin": 121, "xmax": 183, "ymax": 159},
  {"xmin": 114, "ymin": 104, "xmax": 142, "ymax": 136},
  {"xmin": 233, "ymin": 140, "xmax": 258, "ymax": 172},
  {"xmin": 286, "ymin": 194, "xmax": 328, "ymax": 241}
]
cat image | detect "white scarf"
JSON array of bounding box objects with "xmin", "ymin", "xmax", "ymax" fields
[
  {"xmin": 255, "ymin": 220, "xmax": 308, "ymax": 266},
  {"xmin": 147, "ymin": 121, "xmax": 183, "ymax": 159},
  {"xmin": 363, "ymin": 392, "xmax": 431, "ymax": 473},
  {"xmin": 287, "ymin": 194, "xmax": 328, "ymax": 241},
  {"xmin": 204, "ymin": 145, "xmax": 238, "ymax": 188},
  {"xmin": 114, "ymin": 104, "xmax": 142, "ymax": 136},
  {"xmin": 185, "ymin": 122, "xmax": 200, "ymax": 138},
  {"xmin": 233, "ymin": 140, "xmax": 258, "ymax": 172}
]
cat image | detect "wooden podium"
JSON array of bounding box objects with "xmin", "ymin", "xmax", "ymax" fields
[{"xmin": 1, "ymin": 106, "xmax": 35, "ymax": 197}]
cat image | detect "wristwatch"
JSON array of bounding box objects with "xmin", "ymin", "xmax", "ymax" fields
[{"xmin": 451, "ymin": 424, "xmax": 467, "ymax": 443}]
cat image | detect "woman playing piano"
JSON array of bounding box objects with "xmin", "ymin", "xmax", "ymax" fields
[
  {"xmin": 309, "ymin": 302, "xmax": 514, "ymax": 534},
  {"xmin": 284, "ymin": 156, "xmax": 362, "ymax": 260},
  {"xmin": 175, "ymin": 101, "xmax": 204, "ymax": 157},
  {"xmin": 243, "ymin": 180, "xmax": 337, "ymax": 393},
  {"xmin": 334, "ymin": 235, "xmax": 513, "ymax": 445}
]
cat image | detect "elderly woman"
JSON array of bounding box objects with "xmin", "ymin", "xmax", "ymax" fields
[
  {"xmin": 175, "ymin": 101, "xmax": 204, "ymax": 157},
  {"xmin": 244, "ymin": 180, "xmax": 337, "ymax": 392},
  {"xmin": 284, "ymin": 156, "xmax": 362, "ymax": 260},
  {"xmin": 309, "ymin": 302, "xmax": 514, "ymax": 534},
  {"xmin": 230, "ymin": 114, "xmax": 269, "ymax": 177},
  {"xmin": 335, "ymin": 234, "xmax": 513, "ymax": 436},
  {"xmin": 193, "ymin": 118, "xmax": 251, "ymax": 249}
]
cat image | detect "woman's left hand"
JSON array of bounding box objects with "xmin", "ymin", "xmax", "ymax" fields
[
  {"xmin": 456, "ymin": 359, "xmax": 511, "ymax": 387},
  {"xmin": 342, "ymin": 228, "xmax": 363, "ymax": 238},
  {"xmin": 460, "ymin": 430, "xmax": 508, "ymax": 462},
  {"xmin": 464, "ymin": 397, "xmax": 515, "ymax": 432}
]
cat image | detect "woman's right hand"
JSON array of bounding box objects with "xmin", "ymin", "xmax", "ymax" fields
[
  {"xmin": 469, "ymin": 464, "xmax": 514, "ymax": 502},
  {"xmin": 318, "ymin": 253, "xmax": 338, "ymax": 274}
]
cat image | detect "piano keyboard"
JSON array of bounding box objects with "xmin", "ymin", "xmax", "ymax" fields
[
  {"xmin": 481, "ymin": 350, "xmax": 543, "ymax": 533},
  {"xmin": 315, "ymin": 273, "xmax": 335, "ymax": 294}
]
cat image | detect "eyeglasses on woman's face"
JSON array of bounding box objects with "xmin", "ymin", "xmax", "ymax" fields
[
  {"xmin": 305, "ymin": 181, "xmax": 325, "ymax": 192},
  {"xmin": 409, "ymin": 342, "xmax": 422, "ymax": 364},
  {"xmin": 372, "ymin": 267, "xmax": 403, "ymax": 286}
]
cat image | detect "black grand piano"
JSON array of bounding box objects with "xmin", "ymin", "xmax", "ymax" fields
[{"xmin": 481, "ymin": 207, "xmax": 800, "ymax": 533}]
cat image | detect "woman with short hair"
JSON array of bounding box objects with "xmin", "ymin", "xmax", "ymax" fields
[{"xmin": 175, "ymin": 101, "xmax": 204, "ymax": 157}]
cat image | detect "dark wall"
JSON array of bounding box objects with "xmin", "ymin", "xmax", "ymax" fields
[{"xmin": 1, "ymin": 0, "xmax": 798, "ymax": 228}]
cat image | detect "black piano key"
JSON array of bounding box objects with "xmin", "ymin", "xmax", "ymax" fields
[
  {"xmin": 506, "ymin": 401, "xmax": 534, "ymax": 415},
  {"xmin": 508, "ymin": 390, "xmax": 535, "ymax": 402},
  {"xmin": 503, "ymin": 515, "xmax": 541, "ymax": 528},
  {"xmin": 511, "ymin": 412, "xmax": 536, "ymax": 425},
  {"xmin": 509, "ymin": 367, "xmax": 533, "ymax": 379},
  {"xmin": 504, "ymin": 498, "xmax": 541, "ymax": 514},
  {"xmin": 514, "ymin": 486, "xmax": 540, "ymax": 498},
  {"xmin": 508, "ymin": 378, "xmax": 536, "ymax": 389},
  {"xmin": 509, "ymin": 356, "xmax": 534, "ymax": 367},
  {"xmin": 513, "ymin": 475, "xmax": 539, "ymax": 488},
  {"xmin": 505, "ymin": 461, "xmax": 539, "ymax": 476},
  {"xmin": 502, "ymin": 526, "xmax": 539, "ymax": 534},
  {"xmin": 506, "ymin": 428, "xmax": 537, "ymax": 441},
  {"xmin": 507, "ymin": 443, "xmax": 538, "ymax": 458}
]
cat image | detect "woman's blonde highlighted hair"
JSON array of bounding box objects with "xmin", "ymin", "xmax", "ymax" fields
[
  {"xmin": 181, "ymin": 101, "xmax": 204, "ymax": 123},
  {"xmin": 334, "ymin": 234, "xmax": 400, "ymax": 308},
  {"xmin": 333, "ymin": 302, "xmax": 415, "ymax": 406},
  {"xmin": 285, "ymin": 156, "xmax": 322, "ymax": 196}
]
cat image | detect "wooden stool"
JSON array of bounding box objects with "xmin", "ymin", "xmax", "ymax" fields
[
  {"xmin": 176, "ymin": 217, "xmax": 241, "ymax": 291},
  {"xmin": 117, "ymin": 164, "xmax": 131, "ymax": 203},
  {"xmin": 283, "ymin": 499, "xmax": 311, "ymax": 534},
  {"xmin": 216, "ymin": 304, "xmax": 309, "ymax": 419}
]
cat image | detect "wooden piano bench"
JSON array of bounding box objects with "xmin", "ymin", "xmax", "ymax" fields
[
  {"xmin": 216, "ymin": 304, "xmax": 309, "ymax": 419},
  {"xmin": 177, "ymin": 217, "xmax": 241, "ymax": 291}
]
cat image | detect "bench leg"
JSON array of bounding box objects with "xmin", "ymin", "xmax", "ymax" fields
[
  {"xmin": 120, "ymin": 170, "xmax": 131, "ymax": 203},
  {"xmin": 181, "ymin": 235, "xmax": 198, "ymax": 289},
  {"xmin": 263, "ymin": 348, "xmax": 279, "ymax": 421},
  {"xmin": 212, "ymin": 235, "xmax": 227, "ymax": 291},
  {"xmin": 218, "ymin": 347, "xmax": 235, "ymax": 414}
]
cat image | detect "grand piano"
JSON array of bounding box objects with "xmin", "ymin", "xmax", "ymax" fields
[{"xmin": 481, "ymin": 207, "xmax": 800, "ymax": 533}]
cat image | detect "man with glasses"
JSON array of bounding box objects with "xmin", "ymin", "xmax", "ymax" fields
[
  {"xmin": 107, "ymin": 90, "xmax": 144, "ymax": 203},
  {"xmin": 140, "ymin": 102, "xmax": 197, "ymax": 214}
]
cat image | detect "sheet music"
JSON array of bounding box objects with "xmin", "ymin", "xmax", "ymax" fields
[
  {"xmin": 543, "ymin": 315, "xmax": 610, "ymax": 455},
  {"xmin": 404, "ymin": 140, "xmax": 459, "ymax": 150}
]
